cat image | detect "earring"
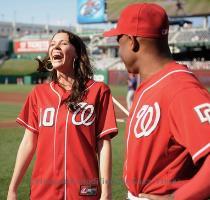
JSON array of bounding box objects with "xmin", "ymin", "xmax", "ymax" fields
[
  {"xmin": 46, "ymin": 59, "xmax": 54, "ymax": 71},
  {"xmin": 73, "ymin": 58, "xmax": 78, "ymax": 70},
  {"xmin": 73, "ymin": 58, "xmax": 75, "ymax": 70}
]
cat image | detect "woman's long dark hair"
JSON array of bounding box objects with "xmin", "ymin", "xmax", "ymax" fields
[{"xmin": 36, "ymin": 29, "xmax": 93, "ymax": 111}]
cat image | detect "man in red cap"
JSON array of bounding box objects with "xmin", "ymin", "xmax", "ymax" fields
[{"xmin": 104, "ymin": 3, "xmax": 210, "ymax": 200}]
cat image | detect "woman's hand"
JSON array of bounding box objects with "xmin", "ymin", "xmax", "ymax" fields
[
  {"xmin": 100, "ymin": 196, "xmax": 112, "ymax": 200},
  {"xmin": 138, "ymin": 193, "xmax": 174, "ymax": 200},
  {"xmin": 7, "ymin": 190, "xmax": 17, "ymax": 200},
  {"xmin": 98, "ymin": 135, "xmax": 112, "ymax": 200},
  {"xmin": 100, "ymin": 195, "xmax": 112, "ymax": 200}
]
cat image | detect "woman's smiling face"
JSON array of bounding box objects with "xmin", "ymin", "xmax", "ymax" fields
[{"xmin": 49, "ymin": 32, "xmax": 77, "ymax": 74}]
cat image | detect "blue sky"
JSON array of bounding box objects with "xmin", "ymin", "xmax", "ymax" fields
[
  {"xmin": 0, "ymin": 0, "xmax": 209, "ymax": 28},
  {"xmin": 0, "ymin": 0, "xmax": 77, "ymax": 26}
]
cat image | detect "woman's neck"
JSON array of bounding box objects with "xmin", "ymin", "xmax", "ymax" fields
[{"xmin": 57, "ymin": 71, "xmax": 74, "ymax": 90}]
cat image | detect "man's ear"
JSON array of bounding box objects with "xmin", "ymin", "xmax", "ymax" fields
[{"xmin": 129, "ymin": 36, "xmax": 140, "ymax": 52}]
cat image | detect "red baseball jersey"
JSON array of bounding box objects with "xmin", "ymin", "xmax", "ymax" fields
[
  {"xmin": 124, "ymin": 61, "xmax": 210, "ymax": 196},
  {"xmin": 16, "ymin": 79, "xmax": 118, "ymax": 200}
]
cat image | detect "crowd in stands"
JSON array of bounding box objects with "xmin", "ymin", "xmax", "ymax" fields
[
  {"xmin": 179, "ymin": 60, "xmax": 210, "ymax": 70},
  {"xmin": 101, "ymin": 26, "xmax": 210, "ymax": 46},
  {"xmin": 169, "ymin": 27, "xmax": 210, "ymax": 44},
  {"xmin": 91, "ymin": 56, "xmax": 210, "ymax": 71}
]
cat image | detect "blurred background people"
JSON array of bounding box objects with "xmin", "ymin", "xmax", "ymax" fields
[{"xmin": 126, "ymin": 73, "xmax": 137, "ymax": 110}]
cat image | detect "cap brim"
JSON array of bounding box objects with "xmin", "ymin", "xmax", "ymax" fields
[{"xmin": 103, "ymin": 28, "xmax": 121, "ymax": 37}]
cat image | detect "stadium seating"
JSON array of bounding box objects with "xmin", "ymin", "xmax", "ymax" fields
[{"xmin": 169, "ymin": 28, "xmax": 210, "ymax": 44}]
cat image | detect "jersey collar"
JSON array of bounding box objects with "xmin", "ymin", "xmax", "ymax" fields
[
  {"xmin": 137, "ymin": 61, "xmax": 189, "ymax": 92},
  {"xmin": 50, "ymin": 79, "xmax": 95, "ymax": 100}
]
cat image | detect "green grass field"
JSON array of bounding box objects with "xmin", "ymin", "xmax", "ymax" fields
[
  {"xmin": 0, "ymin": 84, "xmax": 127, "ymax": 199},
  {"xmin": 0, "ymin": 59, "xmax": 37, "ymax": 76},
  {"xmin": 0, "ymin": 103, "xmax": 22, "ymax": 121},
  {"xmin": 0, "ymin": 84, "xmax": 33, "ymax": 93}
]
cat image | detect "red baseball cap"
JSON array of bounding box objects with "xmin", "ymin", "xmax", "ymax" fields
[{"xmin": 103, "ymin": 3, "xmax": 169, "ymax": 38}]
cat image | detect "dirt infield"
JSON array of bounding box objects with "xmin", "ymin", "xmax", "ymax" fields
[
  {"xmin": 0, "ymin": 92, "xmax": 27, "ymax": 128},
  {"xmin": 0, "ymin": 121, "xmax": 19, "ymax": 128},
  {"xmin": 113, "ymin": 96, "xmax": 128, "ymax": 121},
  {"xmin": 0, "ymin": 92, "xmax": 27, "ymax": 103}
]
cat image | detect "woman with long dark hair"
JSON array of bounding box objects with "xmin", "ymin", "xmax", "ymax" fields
[{"xmin": 7, "ymin": 30, "xmax": 118, "ymax": 200}]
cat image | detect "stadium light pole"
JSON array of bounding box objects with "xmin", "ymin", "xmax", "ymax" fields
[
  {"xmin": 1, "ymin": 14, "xmax": 4, "ymax": 21},
  {"xmin": 12, "ymin": 10, "xmax": 17, "ymax": 38},
  {"xmin": 45, "ymin": 14, "xmax": 50, "ymax": 35},
  {"xmin": 203, "ymin": 16, "xmax": 208, "ymax": 29},
  {"xmin": 31, "ymin": 16, "xmax": 34, "ymax": 25}
]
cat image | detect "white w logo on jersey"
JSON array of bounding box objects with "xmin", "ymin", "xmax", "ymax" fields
[
  {"xmin": 134, "ymin": 102, "xmax": 160, "ymax": 138},
  {"xmin": 72, "ymin": 102, "xmax": 95, "ymax": 126},
  {"xmin": 194, "ymin": 103, "xmax": 210, "ymax": 124}
]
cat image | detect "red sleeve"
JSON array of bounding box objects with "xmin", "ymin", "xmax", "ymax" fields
[
  {"xmin": 169, "ymin": 87, "xmax": 210, "ymax": 165},
  {"xmin": 16, "ymin": 88, "xmax": 39, "ymax": 133},
  {"xmin": 96, "ymin": 88, "xmax": 118, "ymax": 140}
]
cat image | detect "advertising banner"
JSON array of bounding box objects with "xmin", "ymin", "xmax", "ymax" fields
[
  {"xmin": 77, "ymin": 0, "xmax": 106, "ymax": 24},
  {"xmin": 14, "ymin": 40, "xmax": 49, "ymax": 53}
]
